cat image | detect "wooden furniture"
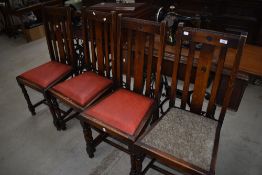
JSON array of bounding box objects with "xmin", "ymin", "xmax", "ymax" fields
[
  {"xmin": 229, "ymin": 44, "xmax": 262, "ymax": 77},
  {"xmin": 79, "ymin": 15, "xmax": 167, "ymax": 174},
  {"xmin": 12, "ymin": 0, "xmax": 63, "ymax": 16},
  {"xmin": 119, "ymin": 33, "xmax": 252, "ymax": 111},
  {"xmin": 0, "ymin": 0, "xmax": 22, "ymax": 36},
  {"xmin": 71, "ymin": 2, "xmax": 156, "ymax": 73},
  {"xmin": 47, "ymin": 10, "xmax": 116, "ymax": 130},
  {"xmin": 88, "ymin": 2, "xmax": 155, "ymax": 19},
  {"xmin": 2, "ymin": 0, "xmax": 62, "ymax": 37},
  {"xmin": 71, "ymin": 2, "xmax": 262, "ymax": 111},
  {"xmin": 82, "ymin": 0, "xmax": 115, "ymax": 7},
  {"xmin": 137, "ymin": 0, "xmax": 262, "ymax": 46},
  {"xmin": 161, "ymin": 40, "xmax": 262, "ymax": 77},
  {"xmin": 16, "ymin": 6, "xmax": 75, "ymax": 128},
  {"xmin": 134, "ymin": 23, "xmax": 247, "ymax": 175},
  {"xmin": 157, "ymin": 39, "xmax": 262, "ymax": 111}
]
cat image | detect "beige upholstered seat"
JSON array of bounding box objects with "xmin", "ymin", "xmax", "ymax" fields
[{"xmin": 141, "ymin": 108, "xmax": 218, "ymax": 171}]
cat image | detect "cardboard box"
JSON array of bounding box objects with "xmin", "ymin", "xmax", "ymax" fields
[{"xmin": 24, "ymin": 25, "xmax": 45, "ymax": 42}]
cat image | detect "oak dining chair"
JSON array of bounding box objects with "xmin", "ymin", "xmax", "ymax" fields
[
  {"xmin": 134, "ymin": 23, "xmax": 247, "ymax": 175},
  {"xmin": 16, "ymin": 6, "xmax": 76, "ymax": 129},
  {"xmin": 47, "ymin": 10, "xmax": 117, "ymax": 130},
  {"xmin": 79, "ymin": 15, "xmax": 167, "ymax": 175}
]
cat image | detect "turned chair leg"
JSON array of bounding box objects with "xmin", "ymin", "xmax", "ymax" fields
[
  {"xmin": 135, "ymin": 153, "xmax": 143, "ymax": 175},
  {"xmin": 44, "ymin": 92, "xmax": 61, "ymax": 130},
  {"xmin": 80, "ymin": 120, "xmax": 95, "ymax": 158},
  {"xmin": 129, "ymin": 144, "xmax": 138, "ymax": 175},
  {"xmin": 51, "ymin": 97, "xmax": 66, "ymax": 130},
  {"xmin": 17, "ymin": 81, "xmax": 36, "ymax": 116}
]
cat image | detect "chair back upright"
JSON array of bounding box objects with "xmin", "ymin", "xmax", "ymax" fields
[
  {"xmin": 170, "ymin": 23, "xmax": 247, "ymax": 123},
  {"xmin": 82, "ymin": 9, "xmax": 117, "ymax": 79},
  {"xmin": 42, "ymin": 6, "xmax": 76, "ymax": 69},
  {"xmin": 116, "ymin": 15, "xmax": 167, "ymax": 101}
]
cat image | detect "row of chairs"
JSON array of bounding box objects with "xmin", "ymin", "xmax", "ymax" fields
[{"xmin": 16, "ymin": 6, "xmax": 247, "ymax": 175}]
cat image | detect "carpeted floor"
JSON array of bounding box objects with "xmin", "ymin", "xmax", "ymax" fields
[{"xmin": 0, "ymin": 35, "xmax": 261, "ymax": 175}]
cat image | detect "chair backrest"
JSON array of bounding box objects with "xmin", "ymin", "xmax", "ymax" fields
[
  {"xmin": 170, "ymin": 23, "xmax": 247, "ymax": 123},
  {"xmin": 116, "ymin": 15, "xmax": 167, "ymax": 101},
  {"xmin": 42, "ymin": 6, "xmax": 76, "ymax": 68},
  {"xmin": 82, "ymin": 9, "xmax": 117, "ymax": 79}
]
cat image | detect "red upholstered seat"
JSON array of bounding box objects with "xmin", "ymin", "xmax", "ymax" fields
[
  {"xmin": 20, "ymin": 61, "xmax": 72, "ymax": 88},
  {"xmin": 52, "ymin": 72, "xmax": 113, "ymax": 107},
  {"xmin": 83, "ymin": 89, "xmax": 155, "ymax": 136}
]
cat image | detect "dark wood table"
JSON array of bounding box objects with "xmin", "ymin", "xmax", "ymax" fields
[
  {"xmin": 162, "ymin": 41, "xmax": 262, "ymax": 77},
  {"xmin": 88, "ymin": 2, "xmax": 155, "ymax": 19}
]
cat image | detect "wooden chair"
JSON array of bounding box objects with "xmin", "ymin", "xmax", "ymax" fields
[
  {"xmin": 16, "ymin": 6, "xmax": 76, "ymax": 129},
  {"xmin": 134, "ymin": 23, "xmax": 247, "ymax": 175},
  {"xmin": 79, "ymin": 15, "xmax": 167, "ymax": 174},
  {"xmin": 47, "ymin": 10, "xmax": 117, "ymax": 130}
]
